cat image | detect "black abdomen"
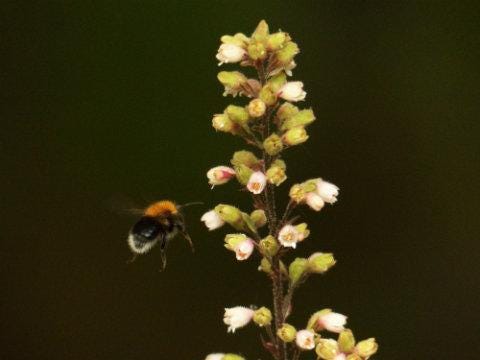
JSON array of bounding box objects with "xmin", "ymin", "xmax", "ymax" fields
[{"xmin": 132, "ymin": 216, "xmax": 163, "ymax": 241}]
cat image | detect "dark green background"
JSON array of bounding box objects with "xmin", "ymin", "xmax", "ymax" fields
[{"xmin": 2, "ymin": 1, "xmax": 479, "ymax": 359}]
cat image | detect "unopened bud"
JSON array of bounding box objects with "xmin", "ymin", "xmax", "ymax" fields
[
  {"xmin": 263, "ymin": 133, "xmax": 283, "ymax": 156},
  {"xmin": 251, "ymin": 20, "xmax": 269, "ymax": 41},
  {"xmin": 277, "ymin": 323, "xmax": 297, "ymax": 343},
  {"xmin": 247, "ymin": 98, "xmax": 266, "ymax": 118},
  {"xmin": 212, "ymin": 114, "xmax": 238, "ymax": 134},
  {"xmin": 267, "ymin": 72, "xmax": 287, "ymax": 93},
  {"xmin": 266, "ymin": 164, "xmax": 287, "ymax": 186},
  {"xmin": 307, "ymin": 252, "xmax": 336, "ymax": 273},
  {"xmin": 253, "ymin": 307, "xmax": 272, "ymax": 327},
  {"xmin": 218, "ymin": 71, "xmax": 248, "ymax": 96},
  {"xmin": 295, "ymin": 223, "xmax": 310, "ymax": 241},
  {"xmin": 259, "ymin": 235, "xmax": 279, "ymax": 257},
  {"xmin": 289, "ymin": 184, "xmax": 306, "ymax": 203},
  {"xmin": 355, "ymin": 338, "xmax": 378, "ymax": 358},
  {"xmin": 282, "ymin": 126, "xmax": 309, "ymax": 146},
  {"xmin": 226, "ymin": 105, "xmax": 250, "ymax": 126},
  {"xmin": 338, "ymin": 329, "xmax": 356, "ymax": 353},
  {"xmin": 250, "ymin": 209, "xmax": 267, "ymax": 228},
  {"xmin": 234, "ymin": 164, "xmax": 254, "ymax": 185},
  {"xmin": 346, "ymin": 355, "xmax": 362, "ymax": 360},
  {"xmin": 215, "ymin": 204, "xmax": 243, "ymax": 229},
  {"xmin": 277, "ymin": 102, "xmax": 299, "ymax": 122},
  {"xmin": 259, "ymin": 85, "xmax": 277, "ymax": 106},
  {"xmin": 267, "ymin": 32, "xmax": 287, "ymax": 51},
  {"xmin": 281, "ymin": 109, "xmax": 316, "ymax": 131},
  {"xmin": 289, "ymin": 257, "xmax": 308, "ymax": 284},
  {"xmin": 223, "ymin": 354, "xmax": 245, "ymax": 360},
  {"xmin": 275, "ymin": 41, "xmax": 299, "ymax": 65},
  {"xmin": 231, "ymin": 150, "xmax": 260, "ymax": 168},
  {"xmin": 315, "ymin": 339, "xmax": 339, "ymax": 360}
]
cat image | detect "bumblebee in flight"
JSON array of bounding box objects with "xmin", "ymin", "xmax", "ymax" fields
[{"xmin": 127, "ymin": 200, "xmax": 197, "ymax": 270}]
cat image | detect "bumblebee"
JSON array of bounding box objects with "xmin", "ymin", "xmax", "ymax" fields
[{"xmin": 127, "ymin": 200, "xmax": 197, "ymax": 270}]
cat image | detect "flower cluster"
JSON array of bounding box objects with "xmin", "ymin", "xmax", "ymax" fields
[{"xmin": 202, "ymin": 20, "xmax": 377, "ymax": 360}]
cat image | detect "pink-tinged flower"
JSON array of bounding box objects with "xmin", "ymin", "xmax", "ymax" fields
[
  {"xmin": 216, "ymin": 43, "xmax": 246, "ymax": 65},
  {"xmin": 306, "ymin": 192, "xmax": 325, "ymax": 211},
  {"xmin": 234, "ymin": 239, "xmax": 255, "ymax": 260},
  {"xmin": 201, "ymin": 210, "xmax": 225, "ymax": 231},
  {"xmin": 278, "ymin": 224, "xmax": 301, "ymax": 248},
  {"xmin": 207, "ymin": 166, "xmax": 236, "ymax": 187},
  {"xmin": 223, "ymin": 306, "xmax": 254, "ymax": 333},
  {"xmin": 277, "ymin": 81, "xmax": 306, "ymax": 102},
  {"xmin": 316, "ymin": 312, "xmax": 347, "ymax": 333},
  {"xmin": 316, "ymin": 179, "xmax": 339, "ymax": 204},
  {"xmin": 247, "ymin": 171, "xmax": 267, "ymax": 194},
  {"xmin": 205, "ymin": 354, "xmax": 225, "ymax": 360},
  {"xmin": 296, "ymin": 329, "xmax": 315, "ymax": 350},
  {"xmin": 334, "ymin": 354, "xmax": 347, "ymax": 360}
]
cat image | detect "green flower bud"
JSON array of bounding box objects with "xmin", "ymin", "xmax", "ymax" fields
[
  {"xmin": 277, "ymin": 102, "xmax": 299, "ymax": 122},
  {"xmin": 250, "ymin": 209, "xmax": 267, "ymax": 228},
  {"xmin": 277, "ymin": 323, "xmax": 297, "ymax": 343},
  {"xmin": 307, "ymin": 309, "xmax": 332, "ymax": 330},
  {"xmin": 281, "ymin": 109, "xmax": 316, "ymax": 131},
  {"xmin": 295, "ymin": 223, "xmax": 310, "ymax": 240},
  {"xmin": 289, "ymin": 184, "xmax": 306, "ymax": 203},
  {"xmin": 247, "ymin": 98, "xmax": 266, "ymax": 118},
  {"xmin": 259, "ymin": 235, "xmax": 279, "ymax": 257},
  {"xmin": 251, "ymin": 19, "xmax": 269, "ymax": 41},
  {"xmin": 267, "ymin": 32, "xmax": 287, "ymax": 51},
  {"xmin": 315, "ymin": 339, "xmax": 339, "ymax": 360},
  {"xmin": 307, "ymin": 253, "xmax": 336, "ymax": 274},
  {"xmin": 266, "ymin": 164, "xmax": 287, "ymax": 186},
  {"xmin": 215, "ymin": 204, "xmax": 243, "ymax": 229},
  {"xmin": 267, "ymin": 72, "xmax": 287, "ymax": 93},
  {"xmin": 253, "ymin": 306, "xmax": 272, "ymax": 327},
  {"xmin": 272, "ymin": 158, "xmax": 286, "ymax": 170},
  {"xmin": 275, "ymin": 41, "xmax": 299, "ymax": 65},
  {"xmin": 282, "ymin": 126, "xmax": 309, "ymax": 146},
  {"xmin": 234, "ymin": 164, "xmax": 254, "ymax": 185},
  {"xmin": 248, "ymin": 42, "xmax": 267, "ymax": 60},
  {"xmin": 263, "ymin": 133, "xmax": 283, "ymax": 156},
  {"xmin": 259, "ymin": 85, "xmax": 277, "ymax": 106},
  {"xmin": 226, "ymin": 105, "xmax": 250, "ymax": 126},
  {"xmin": 223, "ymin": 354, "xmax": 245, "ymax": 360},
  {"xmin": 338, "ymin": 329, "xmax": 356, "ymax": 353},
  {"xmin": 259, "ymin": 257, "xmax": 272, "ymax": 274},
  {"xmin": 355, "ymin": 338, "xmax": 378, "ymax": 358},
  {"xmin": 241, "ymin": 212, "xmax": 258, "ymax": 234},
  {"xmin": 224, "ymin": 233, "xmax": 248, "ymax": 251},
  {"xmin": 218, "ymin": 71, "xmax": 247, "ymax": 88},
  {"xmin": 289, "ymin": 258, "xmax": 308, "ymax": 284},
  {"xmin": 231, "ymin": 150, "xmax": 260, "ymax": 168},
  {"xmin": 212, "ymin": 114, "xmax": 238, "ymax": 134}
]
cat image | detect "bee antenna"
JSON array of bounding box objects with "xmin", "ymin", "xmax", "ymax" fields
[{"xmin": 178, "ymin": 201, "xmax": 204, "ymax": 209}]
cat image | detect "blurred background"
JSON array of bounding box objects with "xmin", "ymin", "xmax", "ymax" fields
[{"xmin": 2, "ymin": 1, "xmax": 479, "ymax": 359}]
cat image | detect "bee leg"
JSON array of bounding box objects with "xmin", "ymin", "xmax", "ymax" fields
[
  {"xmin": 181, "ymin": 230, "xmax": 195, "ymax": 253},
  {"xmin": 159, "ymin": 250, "xmax": 167, "ymax": 271},
  {"xmin": 126, "ymin": 253, "xmax": 138, "ymax": 264}
]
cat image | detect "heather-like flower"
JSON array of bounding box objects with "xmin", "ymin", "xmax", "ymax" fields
[
  {"xmin": 355, "ymin": 338, "xmax": 378, "ymax": 358},
  {"xmin": 296, "ymin": 329, "xmax": 315, "ymax": 350},
  {"xmin": 282, "ymin": 126, "xmax": 309, "ymax": 145},
  {"xmin": 316, "ymin": 339, "xmax": 340, "ymax": 360},
  {"xmin": 278, "ymin": 81, "xmax": 306, "ymax": 102},
  {"xmin": 201, "ymin": 210, "xmax": 225, "ymax": 230},
  {"xmin": 247, "ymin": 98, "xmax": 266, "ymax": 117},
  {"xmin": 317, "ymin": 312, "xmax": 347, "ymax": 333},
  {"xmin": 207, "ymin": 166, "xmax": 236, "ymax": 186},
  {"xmin": 316, "ymin": 179, "xmax": 339, "ymax": 204},
  {"xmin": 334, "ymin": 354, "xmax": 347, "ymax": 360},
  {"xmin": 306, "ymin": 192, "xmax": 325, "ymax": 211},
  {"xmin": 223, "ymin": 306, "xmax": 254, "ymax": 333},
  {"xmin": 247, "ymin": 171, "xmax": 267, "ymax": 194},
  {"xmin": 278, "ymin": 224, "xmax": 301, "ymax": 248},
  {"xmin": 234, "ymin": 238, "xmax": 254, "ymax": 260},
  {"xmin": 216, "ymin": 43, "xmax": 246, "ymax": 65}
]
